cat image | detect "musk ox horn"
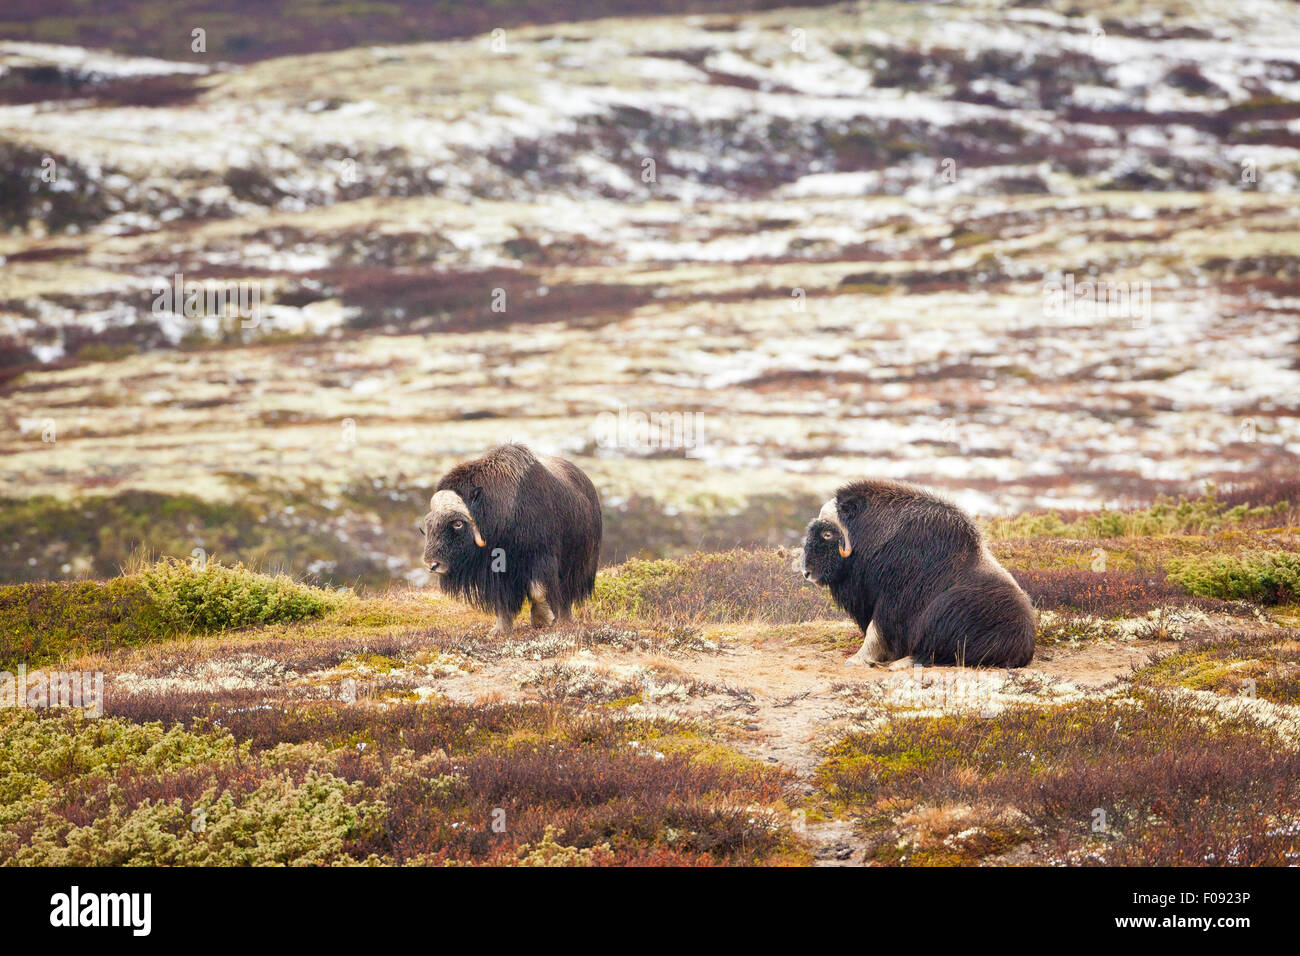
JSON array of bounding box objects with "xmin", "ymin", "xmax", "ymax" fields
[
  {"xmin": 430, "ymin": 489, "xmax": 486, "ymax": 547},
  {"xmin": 819, "ymin": 498, "xmax": 852, "ymax": 558}
]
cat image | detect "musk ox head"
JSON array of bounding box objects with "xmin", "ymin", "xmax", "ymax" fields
[
  {"xmin": 419, "ymin": 489, "xmax": 486, "ymax": 575},
  {"xmin": 800, "ymin": 497, "xmax": 853, "ymax": 585}
]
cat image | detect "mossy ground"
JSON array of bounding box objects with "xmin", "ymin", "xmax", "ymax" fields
[
  {"xmin": 813, "ymin": 690, "xmax": 1300, "ymax": 865},
  {"xmin": 1135, "ymin": 631, "xmax": 1300, "ymax": 705}
]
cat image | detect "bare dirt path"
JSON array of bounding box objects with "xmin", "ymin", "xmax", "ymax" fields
[
  {"xmin": 424, "ymin": 627, "xmax": 1168, "ymax": 864},
  {"xmin": 434, "ymin": 633, "xmax": 1163, "ymax": 767}
]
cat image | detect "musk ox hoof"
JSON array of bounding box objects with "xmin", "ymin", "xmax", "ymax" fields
[
  {"xmin": 530, "ymin": 605, "xmax": 555, "ymax": 628},
  {"xmin": 888, "ymin": 657, "xmax": 915, "ymax": 672},
  {"xmin": 845, "ymin": 654, "xmax": 892, "ymax": 669},
  {"xmin": 489, "ymin": 621, "xmax": 513, "ymax": 639}
]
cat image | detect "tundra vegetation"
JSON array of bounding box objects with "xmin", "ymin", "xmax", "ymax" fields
[
  {"xmin": 2, "ymin": 0, "xmax": 1299, "ymax": 864},
  {"xmin": 1, "ymin": 482, "xmax": 1299, "ymax": 866}
]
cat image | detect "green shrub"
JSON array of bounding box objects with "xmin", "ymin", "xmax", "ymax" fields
[
  {"xmin": 138, "ymin": 558, "xmax": 338, "ymax": 633},
  {"xmin": 0, "ymin": 710, "xmax": 243, "ymax": 829},
  {"xmin": 0, "ymin": 711, "xmax": 381, "ymax": 866},
  {"xmin": 985, "ymin": 487, "xmax": 1288, "ymax": 540},
  {"xmin": 0, "ymin": 577, "xmax": 165, "ymax": 669},
  {"xmin": 1166, "ymin": 552, "xmax": 1300, "ymax": 604},
  {"xmin": 591, "ymin": 558, "xmax": 684, "ymax": 619},
  {"xmin": 0, "ymin": 559, "xmax": 338, "ymax": 668},
  {"xmin": 7, "ymin": 770, "xmax": 384, "ymax": 867}
]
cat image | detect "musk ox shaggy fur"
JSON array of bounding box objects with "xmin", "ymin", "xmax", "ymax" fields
[
  {"xmin": 800, "ymin": 479, "xmax": 1035, "ymax": 668},
  {"xmin": 420, "ymin": 443, "xmax": 601, "ymax": 636}
]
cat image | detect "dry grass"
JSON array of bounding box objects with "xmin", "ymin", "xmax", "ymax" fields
[{"xmin": 591, "ymin": 550, "xmax": 837, "ymax": 625}]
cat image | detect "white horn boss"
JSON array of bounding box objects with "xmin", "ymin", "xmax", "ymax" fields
[
  {"xmin": 819, "ymin": 498, "xmax": 852, "ymax": 558},
  {"xmin": 430, "ymin": 490, "xmax": 486, "ymax": 547}
]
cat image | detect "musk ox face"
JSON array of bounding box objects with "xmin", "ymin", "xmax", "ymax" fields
[
  {"xmin": 800, "ymin": 498, "xmax": 854, "ymax": 585},
  {"xmin": 800, "ymin": 519, "xmax": 849, "ymax": 585},
  {"xmin": 419, "ymin": 489, "xmax": 486, "ymax": 575}
]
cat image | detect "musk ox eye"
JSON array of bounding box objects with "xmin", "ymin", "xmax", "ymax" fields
[
  {"xmin": 452, "ymin": 519, "xmax": 465, "ymax": 530},
  {"xmin": 821, "ymin": 529, "xmax": 835, "ymax": 541}
]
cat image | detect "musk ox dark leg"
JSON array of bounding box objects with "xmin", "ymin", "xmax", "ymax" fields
[
  {"xmin": 845, "ymin": 621, "xmax": 895, "ymax": 666},
  {"xmin": 528, "ymin": 580, "xmax": 556, "ymax": 628},
  {"xmin": 529, "ymin": 601, "xmax": 554, "ymax": 628},
  {"xmin": 489, "ymin": 610, "xmax": 516, "ymax": 638},
  {"xmin": 554, "ymin": 602, "xmax": 574, "ymax": 626}
]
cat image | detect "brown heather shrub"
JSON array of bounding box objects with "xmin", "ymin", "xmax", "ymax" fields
[
  {"xmin": 1218, "ymin": 476, "xmax": 1300, "ymax": 516},
  {"xmin": 817, "ymin": 691, "xmax": 1300, "ymax": 866},
  {"xmin": 303, "ymin": 702, "xmax": 795, "ymax": 865},
  {"xmin": 592, "ymin": 549, "xmax": 837, "ymax": 624},
  {"xmin": 341, "ymin": 739, "xmax": 792, "ymax": 865},
  {"xmin": 103, "ymin": 686, "xmax": 299, "ymax": 728},
  {"xmin": 1010, "ymin": 568, "xmax": 1225, "ymax": 615}
]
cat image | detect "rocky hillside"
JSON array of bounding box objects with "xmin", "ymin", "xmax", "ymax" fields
[{"xmin": 1, "ymin": 0, "xmax": 1298, "ymax": 587}]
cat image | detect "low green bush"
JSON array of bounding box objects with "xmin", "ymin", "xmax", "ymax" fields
[
  {"xmin": 0, "ymin": 559, "xmax": 338, "ymax": 668},
  {"xmin": 0, "ymin": 577, "xmax": 164, "ymax": 669},
  {"xmin": 1166, "ymin": 551, "xmax": 1300, "ymax": 604},
  {"xmin": 6, "ymin": 769, "xmax": 384, "ymax": 867},
  {"xmin": 0, "ymin": 710, "xmax": 243, "ymax": 829},
  {"xmin": 985, "ymin": 487, "xmax": 1288, "ymax": 540},
  {"xmin": 138, "ymin": 558, "xmax": 338, "ymax": 633}
]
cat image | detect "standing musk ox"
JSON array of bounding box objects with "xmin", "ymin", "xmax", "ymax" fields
[
  {"xmin": 420, "ymin": 444, "xmax": 601, "ymax": 636},
  {"xmin": 800, "ymin": 479, "xmax": 1035, "ymax": 668}
]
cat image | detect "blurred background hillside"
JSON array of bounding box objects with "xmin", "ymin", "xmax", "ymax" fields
[{"xmin": 1, "ymin": 0, "xmax": 1298, "ymax": 587}]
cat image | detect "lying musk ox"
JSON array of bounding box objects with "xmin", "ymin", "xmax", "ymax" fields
[
  {"xmin": 420, "ymin": 443, "xmax": 601, "ymax": 636},
  {"xmin": 800, "ymin": 479, "xmax": 1034, "ymax": 668}
]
